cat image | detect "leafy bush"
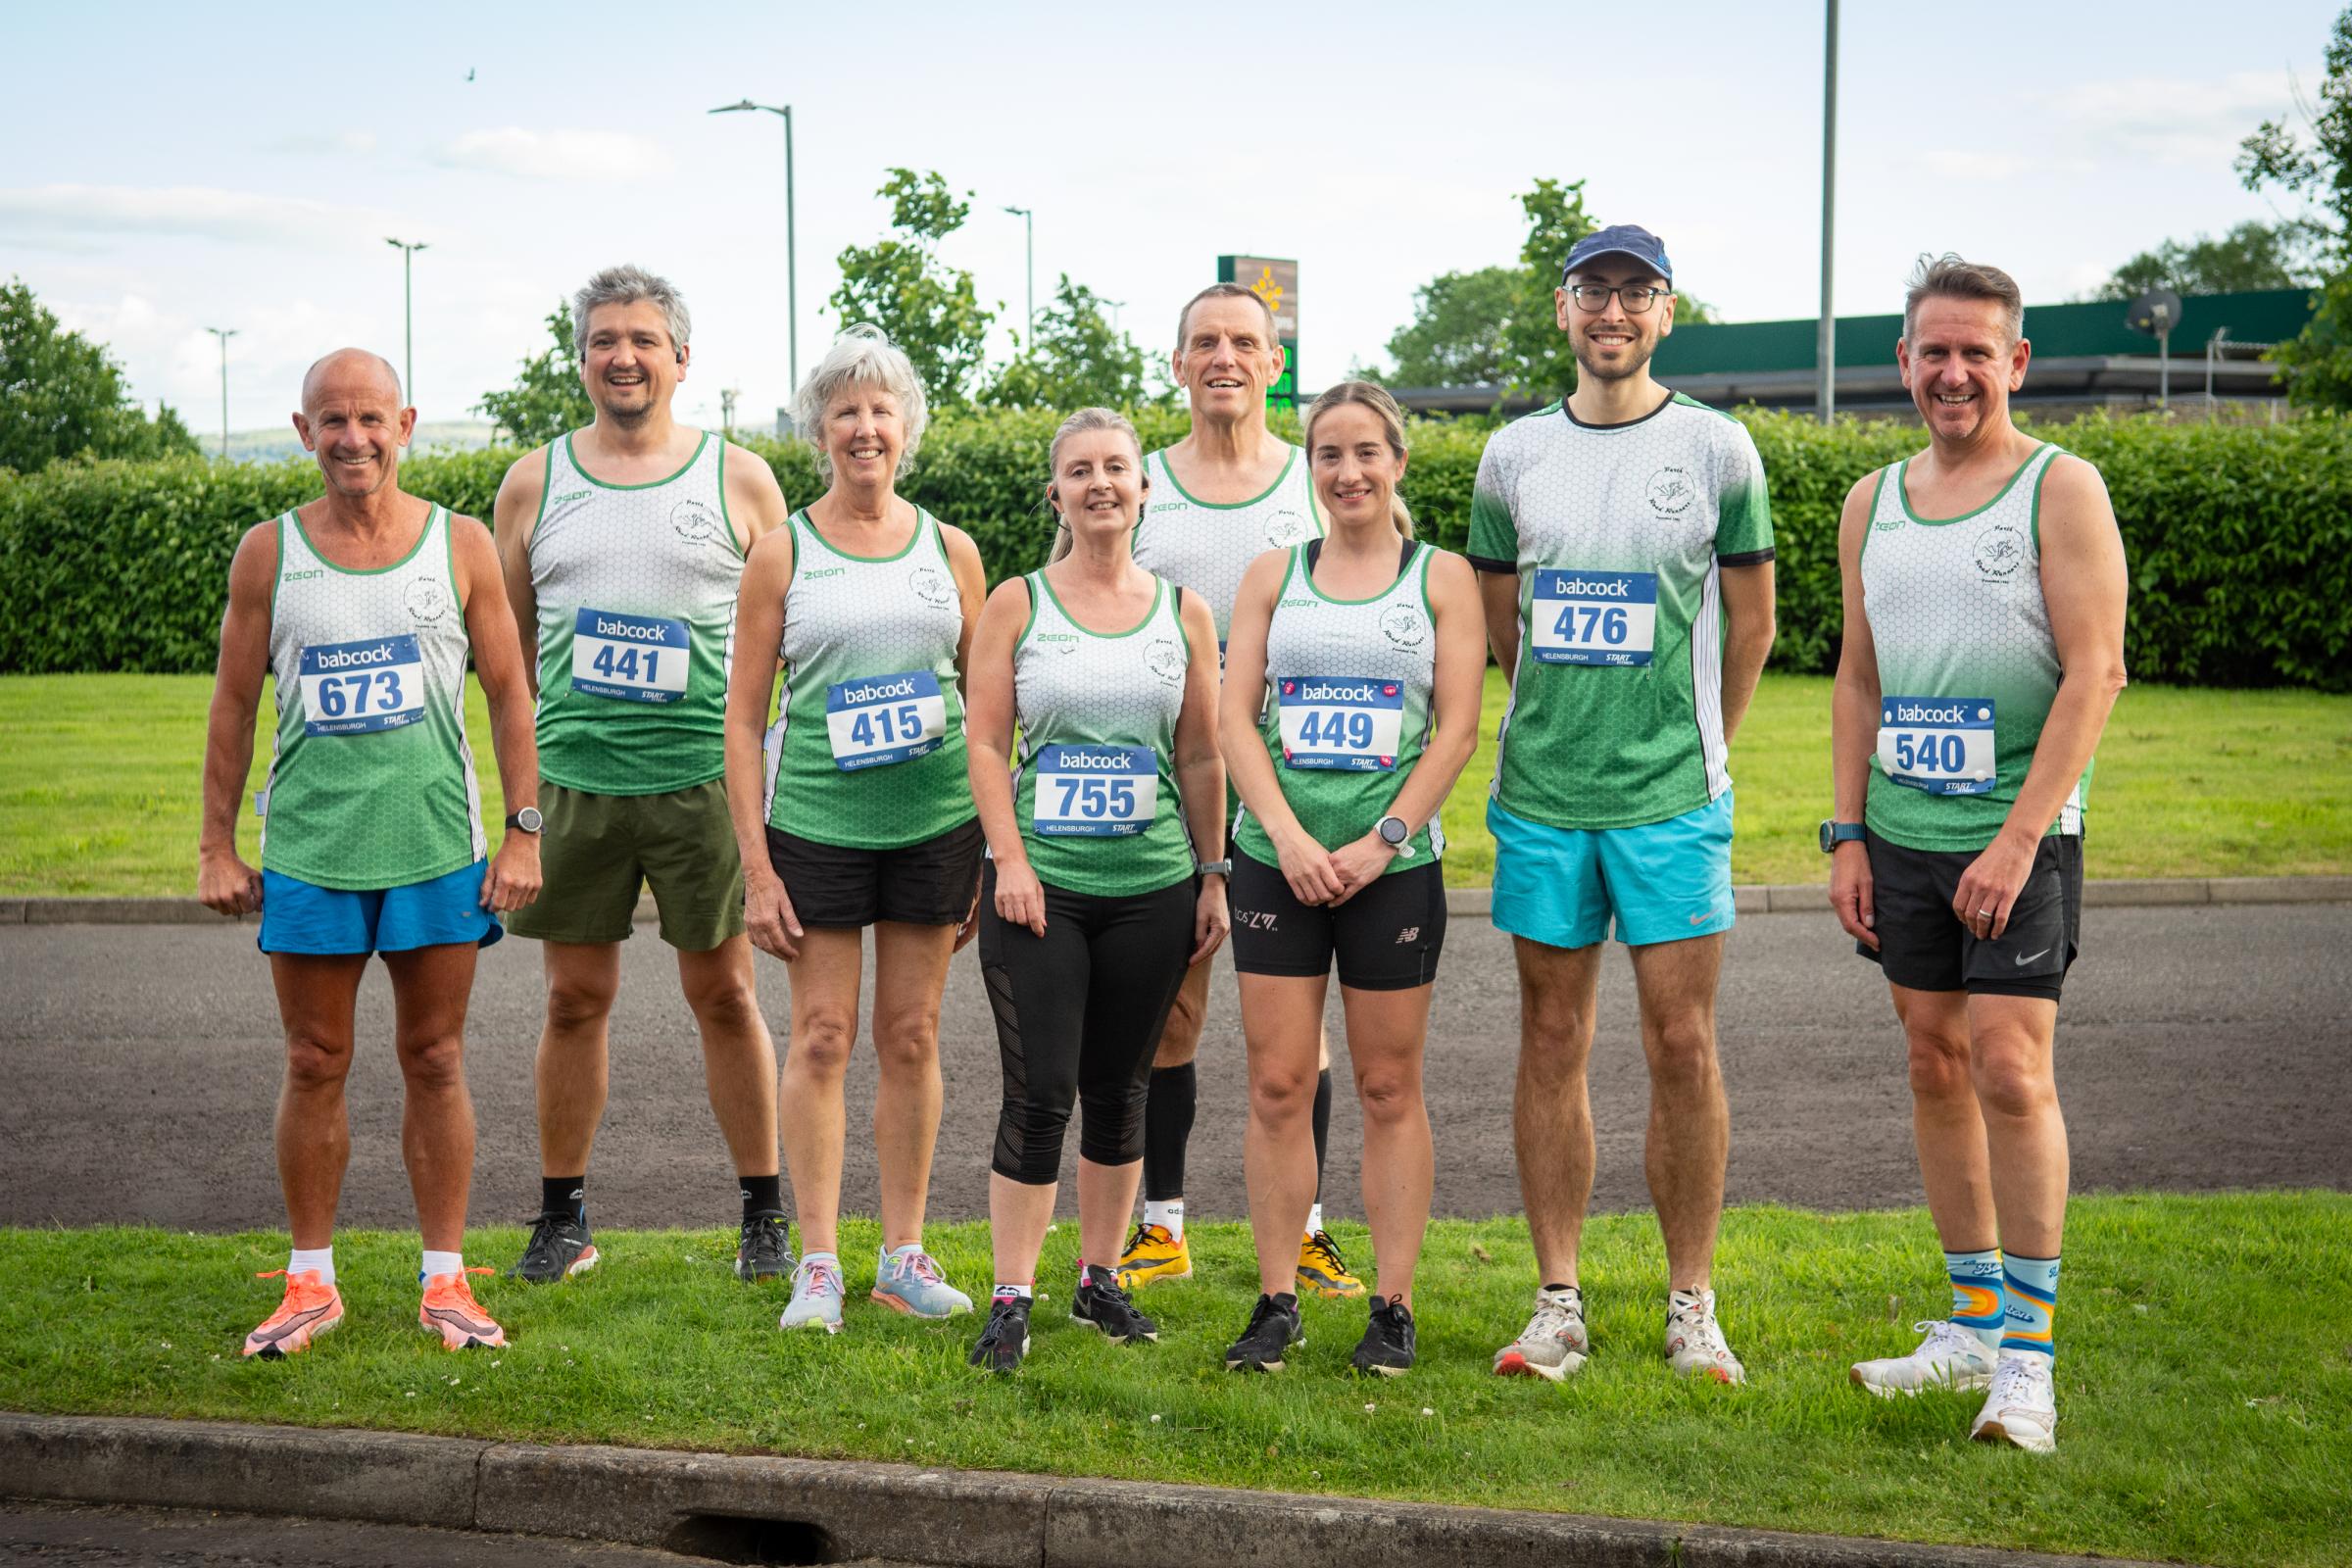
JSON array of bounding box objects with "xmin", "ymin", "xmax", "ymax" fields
[{"xmin": 3, "ymin": 409, "xmax": 2346, "ymax": 690}]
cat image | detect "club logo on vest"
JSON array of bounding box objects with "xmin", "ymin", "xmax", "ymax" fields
[
  {"xmin": 405, "ymin": 577, "xmax": 451, "ymax": 623},
  {"xmin": 1146, "ymin": 637, "xmax": 1185, "ymax": 685},
  {"xmin": 908, "ymin": 565, "xmax": 956, "ymax": 609},
  {"xmin": 1380, "ymin": 604, "xmax": 1427, "ymax": 649},
  {"xmin": 1264, "ymin": 508, "xmax": 1315, "ymax": 547},
  {"xmin": 1646, "ymin": 466, "xmax": 1695, "ymax": 516},
  {"xmin": 1973, "ymin": 522, "xmax": 2027, "ymax": 582},
  {"xmin": 671, "ymin": 499, "xmax": 721, "ymax": 545}
]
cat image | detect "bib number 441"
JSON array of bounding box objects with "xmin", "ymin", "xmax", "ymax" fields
[{"xmin": 571, "ymin": 609, "xmax": 690, "ymax": 704}]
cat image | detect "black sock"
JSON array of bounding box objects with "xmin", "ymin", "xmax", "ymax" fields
[
  {"xmin": 542, "ymin": 1177, "xmax": 586, "ymax": 1224},
  {"xmin": 739, "ymin": 1173, "xmax": 783, "ymax": 1223},
  {"xmin": 1143, "ymin": 1063, "xmax": 1197, "ymax": 1201},
  {"xmin": 1311, "ymin": 1067, "xmax": 1333, "ymax": 1204}
]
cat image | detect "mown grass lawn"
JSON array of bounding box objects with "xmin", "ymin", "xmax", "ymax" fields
[
  {"xmin": 4, "ymin": 1196, "xmax": 2346, "ymax": 1567},
  {"xmin": 2, "ymin": 672, "xmax": 2347, "ymax": 896}
]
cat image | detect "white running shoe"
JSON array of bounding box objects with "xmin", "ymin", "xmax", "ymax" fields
[
  {"xmin": 1664, "ymin": 1289, "xmax": 1746, "ymax": 1385},
  {"xmin": 1971, "ymin": 1352, "xmax": 2057, "ymax": 1453},
  {"xmin": 780, "ymin": 1255, "xmax": 846, "ymax": 1334},
  {"xmin": 1850, "ymin": 1320, "xmax": 1998, "ymax": 1398},
  {"xmin": 1493, "ymin": 1285, "xmax": 1590, "ymax": 1382}
]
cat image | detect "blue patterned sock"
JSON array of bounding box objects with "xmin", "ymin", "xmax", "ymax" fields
[
  {"xmin": 2001, "ymin": 1253, "xmax": 2061, "ymax": 1359},
  {"xmin": 1946, "ymin": 1248, "xmax": 2006, "ymax": 1350}
]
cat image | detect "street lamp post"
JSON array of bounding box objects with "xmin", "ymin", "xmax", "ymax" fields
[
  {"xmin": 205, "ymin": 326, "xmax": 237, "ymax": 458},
  {"xmin": 1817, "ymin": 0, "xmax": 1839, "ymax": 425},
  {"xmin": 1003, "ymin": 205, "xmax": 1034, "ymax": 350},
  {"xmin": 1104, "ymin": 298, "xmax": 1126, "ymax": 335},
  {"xmin": 386, "ymin": 238, "xmax": 428, "ymax": 409},
  {"xmin": 710, "ymin": 99, "xmax": 799, "ymax": 389}
]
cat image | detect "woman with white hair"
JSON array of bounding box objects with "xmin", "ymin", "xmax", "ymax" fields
[{"xmin": 724, "ymin": 324, "xmax": 988, "ymax": 1334}]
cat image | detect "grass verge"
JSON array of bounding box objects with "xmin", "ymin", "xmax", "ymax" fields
[
  {"xmin": 3, "ymin": 673, "xmax": 2347, "ymax": 896},
  {"xmin": 4, "ymin": 1196, "xmax": 2347, "ymax": 1566}
]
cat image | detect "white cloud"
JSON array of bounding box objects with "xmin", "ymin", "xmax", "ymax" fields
[
  {"xmin": 0, "ymin": 183, "xmax": 394, "ymax": 250},
  {"xmin": 2049, "ymin": 70, "xmax": 2296, "ymax": 170},
  {"xmin": 270, "ymin": 129, "xmax": 378, "ymax": 157},
  {"xmin": 432, "ymin": 127, "xmax": 672, "ymax": 181}
]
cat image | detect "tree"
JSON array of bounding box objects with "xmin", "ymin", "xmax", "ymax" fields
[
  {"xmin": 0, "ymin": 279, "xmax": 198, "ymax": 473},
  {"xmin": 980, "ymin": 275, "xmax": 1151, "ymax": 410},
  {"xmin": 829, "ymin": 169, "xmax": 996, "ymax": 407},
  {"xmin": 2092, "ymin": 220, "xmax": 2312, "ymax": 299},
  {"xmin": 2237, "ymin": 4, "xmax": 2352, "ymax": 407},
  {"xmin": 1383, "ymin": 266, "xmax": 1520, "ymax": 388},
  {"xmin": 475, "ymin": 302, "xmax": 593, "ymax": 446}
]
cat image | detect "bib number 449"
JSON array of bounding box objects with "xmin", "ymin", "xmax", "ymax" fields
[{"xmin": 1276, "ymin": 676, "xmax": 1404, "ymax": 771}]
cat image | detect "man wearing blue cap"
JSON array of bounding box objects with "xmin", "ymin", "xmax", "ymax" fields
[{"xmin": 1470, "ymin": 224, "xmax": 1777, "ymax": 1386}]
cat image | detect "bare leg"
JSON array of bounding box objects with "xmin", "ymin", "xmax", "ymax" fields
[
  {"xmin": 778, "ymin": 927, "xmax": 863, "ymax": 1257},
  {"xmin": 534, "ymin": 941, "xmax": 619, "ymax": 1178},
  {"xmin": 1511, "ymin": 937, "xmax": 1602, "ymax": 1287},
  {"xmin": 383, "ymin": 943, "xmax": 481, "ymax": 1254},
  {"xmin": 1340, "ymin": 981, "xmax": 1434, "ymax": 1306},
  {"xmin": 1241, "ymin": 972, "xmax": 1326, "ymax": 1298},
  {"xmin": 1076, "ymin": 1157, "xmax": 1144, "ymax": 1272},
  {"xmin": 676, "ymin": 934, "xmax": 780, "ymax": 1180},
  {"xmin": 1152, "ymin": 956, "xmax": 1211, "ymax": 1070},
  {"xmin": 1967, "ymin": 994, "xmax": 2068, "ymax": 1258},
  {"xmin": 988, "ymin": 1172, "xmax": 1057, "ymax": 1289},
  {"xmin": 870, "ymin": 919, "xmax": 958, "ymax": 1251},
  {"xmin": 1628, "ymin": 933, "xmax": 1729, "ymax": 1292},
  {"xmin": 1891, "ymin": 984, "xmax": 1997, "ymax": 1251},
  {"xmin": 268, "ymin": 954, "xmax": 368, "ymax": 1250}
]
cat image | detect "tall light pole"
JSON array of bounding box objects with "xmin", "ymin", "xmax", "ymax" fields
[
  {"xmin": 1104, "ymin": 298, "xmax": 1127, "ymax": 335},
  {"xmin": 710, "ymin": 99, "xmax": 799, "ymax": 389},
  {"xmin": 205, "ymin": 326, "xmax": 237, "ymax": 458},
  {"xmin": 386, "ymin": 237, "xmax": 427, "ymax": 409},
  {"xmin": 1817, "ymin": 0, "xmax": 1839, "ymax": 425},
  {"xmin": 1003, "ymin": 205, "xmax": 1034, "ymax": 350}
]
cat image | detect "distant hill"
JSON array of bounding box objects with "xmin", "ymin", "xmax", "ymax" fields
[{"xmin": 219, "ymin": 420, "xmax": 500, "ymax": 464}]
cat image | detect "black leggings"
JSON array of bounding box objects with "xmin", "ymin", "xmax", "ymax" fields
[{"xmin": 978, "ymin": 863, "xmax": 1197, "ymax": 1184}]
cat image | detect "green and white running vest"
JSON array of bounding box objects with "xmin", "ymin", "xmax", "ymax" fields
[
  {"xmin": 1860, "ymin": 443, "xmax": 2089, "ymax": 852},
  {"xmin": 529, "ymin": 431, "xmax": 742, "ymax": 796},
  {"xmin": 1132, "ymin": 444, "xmax": 1322, "ymax": 648},
  {"xmin": 763, "ymin": 508, "xmax": 975, "ymax": 850},
  {"xmin": 260, "ymin": 506, "xmax": 484, "ymax": 890},
  {"xmin": 1236, "ymin": 541, "xmax": 1445, "ymax": 876},
  {"xmin": 1009, "ymin": 572, "xmax": 1196, "ymax": 898}
]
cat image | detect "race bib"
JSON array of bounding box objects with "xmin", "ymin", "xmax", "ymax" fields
[
  {"xmin": 299, "ymin": 635, "xmax": 426, "ymax": 736},
  {"xmin": 825, "ymin": 670, "xmax": 948, "ymax": 770},
  {"xmin": 1276, "ymin": 675, "xmax": 1403, "ymax": 771},
  {"xmin": 1878, "ymin": 697, "xmax": 1996, "ymax": 795},
  {"xmin": 571, "ymin": 609, "xmax": 689, "ymax": 704},
  {"xmin": 1530, "ymin": 569, "xmax": 1657, "ymax": 665},
  {"xmin": 1031, "ymin": 744, "xmax": 1157, "ymax": 837}
]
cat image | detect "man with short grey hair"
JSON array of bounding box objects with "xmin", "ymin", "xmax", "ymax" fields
[{"xmin": 493, "ymin": 266, "xmax": 797, "ymax": 1290}]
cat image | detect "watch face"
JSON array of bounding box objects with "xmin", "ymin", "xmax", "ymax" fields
[
  {"xmin": 1819, "ymin": 820, "xmax": 1835, "ymax": 854},
  {"xmin": 1379, "ymin": 817, "xmax": 1407, "ymax": 846},
  {"xmin": 516, "ymin": 807, "xmax": 543, "ymax": 832}
]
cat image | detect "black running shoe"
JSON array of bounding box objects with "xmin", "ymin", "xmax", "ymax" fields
[
  {"xmin": 1350, "ymin": 1294, "xmax": 1416, "ymax": 1377},
  {"xmin": 968, "ymin": 1292, "xmax": 1032, "ymax": 1375},
  {"xmin": 1224, "ymin": 1292, "xmax": 1303, "ymax": 1373},
  {"xmin": 511, "ymin": 1209, "xmax": 599, "ymax": 1285},
  {"xmin": 1070, "ymin": 1265, "xmax": 1158, "ymax": 1343},
  {"xmin": 735, "ymin": 1212, "xmax": 793, "ymax": 1283}
]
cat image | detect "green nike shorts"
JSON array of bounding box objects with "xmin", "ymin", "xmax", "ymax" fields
[{"xmin": 506, "ymin": 780, "xmax": 745, "ymax": 951}]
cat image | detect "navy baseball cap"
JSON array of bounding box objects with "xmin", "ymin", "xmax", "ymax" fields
[{"xmin": 1561, "ymin": 224, "xmax": 1673, "ymax": 287}]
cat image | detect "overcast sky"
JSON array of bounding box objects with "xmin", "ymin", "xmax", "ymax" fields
[{"xmin": 4, "ymin": 0, "xmax": 2339, "ymax": 437}]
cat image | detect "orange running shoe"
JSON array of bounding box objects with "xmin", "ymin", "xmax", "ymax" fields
[
  {"xmin": 242, "ymin": 1268, "xmax": 344, "ymax": 1359},
  {"xmin": 418, "ymin": 1266, "xmax": 508, "ymax": 1351}
]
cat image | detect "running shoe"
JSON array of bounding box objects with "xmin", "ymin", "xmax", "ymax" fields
[
  {"xmin": 780, "ymin": 1255, "xmax": 846, "ymax": 1333},
  {"xmin": 968, "ymin": 1292, "xmax": 1032, "ymax": 1375},
  {"xmin": 1850, "ymin": 1320, "xmax": 1998, "ymax": 1398},
  {"xmin": 870, "ymin": 1246, "xmax": 972, "ymax": 1319},
  {"xmin": 1116, "ymin": 1222, "xmax": 1191, "ymax": 1290},
  {"xmin": 1297, "ymin": 1230, "xmax": 1366, "ymax": 1299},
  {"xmin": 1224, "ymin": 1292, "xmax": 1304, "ymax": 1373},
  {"xmin": 511, "ymin": 1209, "xmax": 598, "ymax": 1285},
  {"xmin": 1971, "ymin": 1352, "xmax": 2058, "ymax": 1453},
  {"xmin": 1069, "ymin": 1266, "xmax": 1158, "ymax": 1343},
  {"xmin": 1493, "ymin": 1285, "xmax": 1589, "ymax": 1382},
  {"xmin": 735, "ymin": 1213, "xmax": 794, "ymax": 1284},
  {"xmin": 241, "ymin": 1269, "xmax": 343, "ymax": 1359},
  {"xmin": 418, "ymin": 1267, "xmax": 507, "ymax": 1351},
  {"xmin": 1350, "ymin": 1295, "xmax": 1416, "ymax": 1377},
  {"xmin": 1664, "ymin": 1289, "xmax": 1746, "ymax": 1385}
]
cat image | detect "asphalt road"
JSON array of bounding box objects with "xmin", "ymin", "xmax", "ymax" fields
[{"xmin": 2, "ymin": 904, "xmax": 2346, "ymax": 1234}]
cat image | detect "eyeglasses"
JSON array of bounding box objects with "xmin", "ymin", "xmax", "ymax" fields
[{"xmin": 1566, "ymin": 284, "xmax": 1670, "ymax": 315}]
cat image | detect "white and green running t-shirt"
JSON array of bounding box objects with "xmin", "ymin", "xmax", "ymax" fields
[{"xmin": 1468, "ymin": 393, "xmax": 1774, "ymax": 831}]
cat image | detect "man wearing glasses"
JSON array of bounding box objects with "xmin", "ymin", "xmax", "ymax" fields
[{"xmin": 1468, "ymin": 224, "xmax": 1777, "ymax": 1387}]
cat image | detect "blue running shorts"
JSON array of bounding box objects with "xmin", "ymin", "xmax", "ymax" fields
[
  {"xmin": 258, "ymin": 861, "xmax": 503, "ymax": 956},
  {"xmin": 1488, "ymin": 792, "xmax": 1735, "ymax": 951}
]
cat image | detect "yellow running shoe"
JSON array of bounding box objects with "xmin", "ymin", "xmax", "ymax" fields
[
  {"xmin": 419, "ymin": 1266, "xmax": 508, "ymax": 1351},
  {"xmin": 1297, "ymin": 1230, "xmax": 1365, "ymax": 1298},
  {"xmin": 242, "ymin": 1268, "xmax": 343, "ymax": 1359},
  {"xmin": 1116, "ymin": 1222, "xmax": 1192, "ymax": 1290}
]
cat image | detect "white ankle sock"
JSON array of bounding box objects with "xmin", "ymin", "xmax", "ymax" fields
[
  {"xmin": 419, "ymin": 1250, "xmax": 463, "ymax": 1284},
  {"xmin": 289, "ymin": 1247, "xmax": 334, "ymax": 1286},
  {"xmin": 1144, "ymin": 1199, "xmax": 1184, "ymax": 1239},
  {"xmin": 1305, "ymin": 1202, "xmax": 1324, "ymax": 1236}
]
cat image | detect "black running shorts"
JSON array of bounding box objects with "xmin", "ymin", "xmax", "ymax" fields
[
  {"xmin": 766, "ymin": 816, "xmax": 984, "ymax": 929},
  {"xmin": 1859, "ymin": 832, "xmax": 2082, "ymax": 1001},
  {"xmin": 1228, "ymin": 848, "xmax": 1446, "ymax": 992}
]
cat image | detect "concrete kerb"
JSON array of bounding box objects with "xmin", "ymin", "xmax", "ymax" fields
[{"xmin": 1, "ymin": 1412, "xmax": 2193, "ymax": 1568}]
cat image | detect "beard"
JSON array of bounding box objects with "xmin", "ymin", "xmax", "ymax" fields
[{"xmin": 1572, "ymin": 337, "xmax": 1655, "ymax": 383}]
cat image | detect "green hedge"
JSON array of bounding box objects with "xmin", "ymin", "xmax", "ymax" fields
[{"xmin": 3, "ymin": 408, "xmax": 2347, "ymax": 689}]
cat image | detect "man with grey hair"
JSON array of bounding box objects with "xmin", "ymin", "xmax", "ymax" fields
[
  {"xmin": 492, "ymin": 265, "xmax": 797, "ymax": 1291},
  {"xmin": 1830, "ymin": 255, "xmax": 2128, "ymax": 1451}
]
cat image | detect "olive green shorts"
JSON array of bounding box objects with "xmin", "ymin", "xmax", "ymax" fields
[{"xmin": 505, "ymin": 779, "xmax": 746, "ymax": 951}]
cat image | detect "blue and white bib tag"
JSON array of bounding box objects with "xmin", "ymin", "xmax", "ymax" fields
[
  {"xmin": 299, "ymin": 635, "xmax": 426, "ymax": 736},
  {"xmin": 1031, "ymin": 744, "xmax": 1157, "ymax": 836},
  {"xmin": 1878, "ymin": 697, "xmax": 1996, "ymax": 795},
  {"xmin": 825, "ymin": 670, "xmax": 948, "ymax": 770},
  {"xmin": 1531, "ymin": 569, "xmax": 1657, "ymax": 665},
  {"xmin": 571, "ymin": 609, "xmax": 689, "ymax": 704},
  {"xmin": 1276, "ymin": 675, "xmax": 1403, "ymax": 771}
]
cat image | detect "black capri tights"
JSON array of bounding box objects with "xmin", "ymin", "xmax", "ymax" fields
[{"xmin": 977, "ymin": 863, "xmax": 1197, "ymax": 1185}]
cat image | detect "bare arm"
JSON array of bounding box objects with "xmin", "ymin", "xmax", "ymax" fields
[
  {"xmin": 452, "ymin": 514, "xmax": 542, "ymax": 913},
  {"xmin": 939, "ymin": 523, "xmax": 989, "ymax": 689},
  {"xmin": 1172, "ymin": 587, "xmax": 1230, "ymax": 960},
  {"xmin": 723, "ymin": 440, "xmax": 791, "ymax": 549},
  {"xmin": 1478, "ymin": 568, "xmax": 1522, "ymax": 684},
  {"xmin": 724, "ymin": 529, "xmax": 800, "ymax": 958},
  {"xmin": 963, "ymin": 578, "xmax": 1044, "ymax": 937},
  {"xmin": 1716, "ymin": 561, "xmax": 1776, "ymax": 745},
  {"xmin": 492, "ymin": 446, "xmax": 548, "ymax": 700},
  {"xmin": 1829, "ymin": 472, "xmax": 1885, "ymax": 946},
  {"xmin": 1219, "ymin": 549, "xmax": 1345, "ymax": 906},
  {"xmin": 197, "ymin": 522, "xmax": 277, "ymax": 914}
]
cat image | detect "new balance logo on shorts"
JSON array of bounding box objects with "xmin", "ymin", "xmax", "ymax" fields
[{"xmin": 1396, "ymin": 926, "xmax": 1421, "ymax": 944}]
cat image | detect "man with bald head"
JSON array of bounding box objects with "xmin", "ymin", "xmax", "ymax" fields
[{"xmin": 201, "ymin": 348, "xmax": 544, "ymax": 1358}]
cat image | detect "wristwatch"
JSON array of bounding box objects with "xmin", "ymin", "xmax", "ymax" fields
[
  {"xmin": 1195, "ymin": 858, "xmax": 1233, "ymax": 877},
  {"xmin": 1818, "ymin": 819, "xmax": 1865, "ymax": 854},
  {"xmin": 1376, "ymin": 815, "xmax": 1415, "ymax": 858},
  {"xmin": 506, "ymin": 807, "xmax": 544, "ymax": 834}
]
